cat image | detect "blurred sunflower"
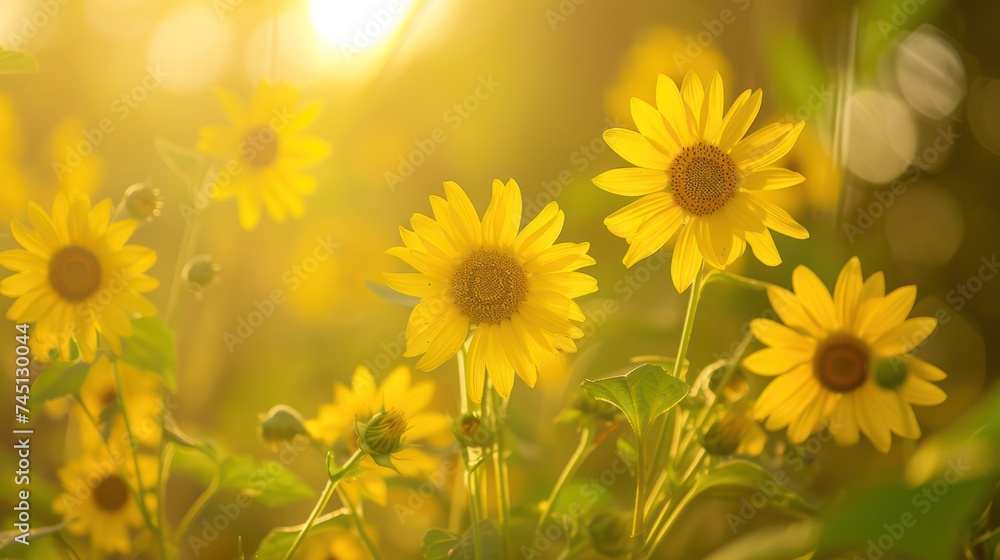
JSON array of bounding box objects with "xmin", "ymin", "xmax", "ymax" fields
[
  {"xmin": 306, "ymin": 365, "xmax": 449, "ymax": 505},
  {"xmin": 53, "ymin": 450, "xmax": 157, "ymax": 557},
  {"xmin": 384, "ymin": 179, "xmax": 598, "ymax": 402},
  {"xmin": 595, "ymin": 72, "xmax": 809, "ymax": 292},
  {"xmin": 703, "ymin": 401, "xmax": 767, "ymax": 457},
  {"xmin": 298, "ymin": 528, "xmax": 366, "ymax": 560},
  {"xmin": 0, "ymin": 94, "xmax": 29, "ymax": 225},
  {"xmin": 197, "ymin": 79, "xmax": 331, "ymax": 230},
  {"xmin": 47, "ymin": 116, "xmax": 106, "ymax": 196},
  {"xmin": 744, "ymin": 257, "xmax": 947, "ymax": 452},
  {"xmin": 0, "ymin": 192, "xmax": 159, "ymax": 362},
  {"xmin": 77, "ymin": 355, "xmax": 165, "ymax": 453}
]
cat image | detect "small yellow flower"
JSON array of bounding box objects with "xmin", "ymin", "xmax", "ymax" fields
[
  {"xmin": 595, "ymin": 72, "xmax": 809, "ymax": 292},
  {"xmin": 0, "ymin": 192, "xmax": 159, "ymax": 362},
  {"xmin": 703, "ymin": 402, "xmax": 767, "ymax": 457},
  {"xmin": 744, "ymin": 257, "xmax": 947, "ymax": 452},
  {"xmin": 305, "ymin": 365, "xmax": 450, "ymax": 505},
  {"xmin": 384, "ymin": 179, "xmax": 598, "ymax": 402},
  {"xmin": 53, "ymin": 451, "xmax": 156, "ymax": 556},
  {"xmin": 197, "ymin": 79, "xmax": 331, "ymax": 230}
]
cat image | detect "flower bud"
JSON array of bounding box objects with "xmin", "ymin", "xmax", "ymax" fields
[
  {"xmin": 258, "ymin": 405, "xmax": 310, "ymax": 451},
  {"xmin": 557, "ymin": 393, "xmax": 623, "ymax": 426},
  {"xmin": 453, "ymin": 412, "xmax": 493, "ymax": 449},
  {"xmin": 182, "ymin": 255, "xmax": 222, "ymax": 295},
  {"xmin": 358, "ymin": 408, "xmax": 408, "ymax": 457},
  {"xmin": 123, "ymin": 183, "xmax": 163, "ymax": 223},
  {"xmin": 703, "ymin": 403, "xmax": 766, "ymax": 457},
  {"xmin": 874, "ymin": 357, "xmax": 908, "ymax": 390},
  {"xmin": 587, "ymin": 510, "xmax": 632, "ymax": 557}
]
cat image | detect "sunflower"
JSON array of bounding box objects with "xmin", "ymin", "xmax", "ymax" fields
[
  {"xmin": 743, "ymin": 257, "xmax": 947, "ymax": 452},
  {"xmin": 384, "ymin": 179, "xmax": 598, "ymax": 402},
  {"xmin": 77, "ymin": 355, "xmax": 165, "ymax": 454},
  {"xmin": 594, "ymin": 71, "xmax": 809, "ymax": 292},
  {"xmin": 0, "ymin": 192, "xmax": 159, "ymax": 362},
  {"xmin": 53, "ymin": 450, "xmax": 156, "ymax": 557},
  {"xmin": 306, "ymin": 365, "xmax": 450, "ymax": 505},
  {"xmin": 197, "ymin": 79, "xmax": 331, "ymax": 230}
]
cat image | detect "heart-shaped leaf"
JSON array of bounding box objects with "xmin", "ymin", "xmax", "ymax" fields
[
  {"xmin": 30, "ymin": 361, "xmax": 89, "ymax": 402},
  {"xmin": 121, "ymin": 317, "xmax": 177, "ymax": 392},
  {"xmin": 254, "ymin": 509, "xmax": 352, "ymax": 560},
  {"xmin": 581, "ymin": 364, "xmax": 689, "ymax": 441}
]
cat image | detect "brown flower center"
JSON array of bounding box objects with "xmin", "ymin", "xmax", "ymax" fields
[
  {"xmin": 93, "ymin": 475, "xmax": 129, "ymax": 512},
  {"xmin": 451, "ymin": 250, "xmax": 527, "ymax": 325},
  {"xmin": 814, "ymin": 335, "xmax": 870, "ymax": 393},
  {"xmin": 669, "ymin": 142, "xmax": 738, "ymax": 216},
  {"xmin": 49, "ymin": 245, "xmax": 102, "ymax": 302},
  {"xmin": 241, "ymin": 126, "xmax": 279, "ymax": 168}
]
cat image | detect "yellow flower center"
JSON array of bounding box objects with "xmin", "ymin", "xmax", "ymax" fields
[
  {"xmin": 814, "ymin": 335, "xmax": 870, "ymax": 393},
  {"xmin": 49, "ymin": 245, "xmax": 102, "ymax": 302},
  {"xmin": 669, "ymin": 142, "xmax": 738, "ymax": 216},
  {"xmin": 451, "ymin": 250, "xmax": 528, "ymax": 325},
  {"xmin": 242, "ymin": 126, "xmax": 280, "ymax": 169},
  {"xmin": 93, "ymin": 475, "xmax": 129, "ymax": 512}
]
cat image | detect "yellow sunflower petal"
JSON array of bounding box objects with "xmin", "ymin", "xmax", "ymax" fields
[
  {"xmin": 593, "ymin": 168, "xmax": 669, "ymax": 196},
  {"xmin": 680, "ymin": 71, "xmax": 704, "ymax": 138},
  {"xmin": 871, "ymin": 317, "xmax": 937, "ymax": 356},
  {"xmin": 670, "ymin": 221, "xmax": 702, "ymax": 292},
  {"xmin": 603, "ymin": 128, "xmax": 673, "ymax": 170},
  {"xmin": 630, "ymin": 98, "xmax": 681, "ymax": 158},
  {"xmin": 718, "ymin": 89, "xmax": 762, "ymax": 152},
  {"xmin": 741, "ymin": 168, "xmax": 806, "ymax": 191},
  {"xmin": 856, "ymin": 285, "xmax": 917, "ymax": 341},
  {"xmin": 834, "ymin": 257, "xmax": 864, "ymax": 330},
  {"xmin": 655, "ymin": 73, "xmax": 692, "ymax": 146},
  {"xmin": 750, "ymin": 318, "xmax": 816, "ymax": 351},
  {"xmin": 700, "ymin": 71, "xmax": 724, "ymax": 142},
  {"xmin": 792, "ymin": 265, "xmax": 839, "ymax": 330},
  {"xmin": 482, "ymin": 179, "xmax": 522, "ymax": 248},
  {"xmin": 743, "ymin": 347, "xmax": 812, "ymax": 376},
  {"xmin": 900, "ymin": 375, "xmax": 946, "ymax": 406}
]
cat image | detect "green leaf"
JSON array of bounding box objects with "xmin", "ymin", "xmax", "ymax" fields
[
  {"xmin": 121, "ymin": 317, "xmax": 177, "ymax": 392},
  {"xmin": 581, "ymin": 364, "xmax": 689, "ymax": 441},
  {"xmin": 816, "ymin": 477, "xmax": 994, "ymax": 560},
  {"xmin": 704, "ymin": 520, "xmax": 819, "ymax": 560},
  {"xmin": 691, "ymin": 461, "xmax": 813, "ymax": 517},
  {"xmin": 423, "ymin": 521, "xmax": 501, "ymax": 560},
  {"xmin": 616, "ymin": 437, "xmax": 638, "ymax": 477},
  {"xmin": 217, "ymin": 456, "xmax": 313, "ymax": 507},
  {"xmin": 0, "ymin": 48, "xmax": 39, "ymax": 74},
  {"xmin": 30, "ymin": 361, "xmax": 89, "ymax": 402},
  {"xmin": 254, "ymin": 509, "xmax": 352, "ymax": 560}
]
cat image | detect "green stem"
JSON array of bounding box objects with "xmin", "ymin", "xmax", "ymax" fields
[
  {"xmin": 630, "ymin": 436, "xmax": 647, "ymax": 559},
  {"xmin": 336, "ymin": 486, "xmax": 382, "ymax": 560},
  {"xmin": 282, "ymin": 449, "xmax": 365, "ymax": 560},
  {"xmin": 173, "ymin": 471, "xmax": 219, "ymax": 544},
  {"xmin": 672, "ymin": 266, "xmax": 706, "ymax": 381},
  {"xmin": 109, "ymin": 362, "xmax": 168, "ymax": 559},
  {"xmin": 537, "ymin": 426, "xmax": 594, "ymax": 531},
  {"xmin": 705, "ymin": 270, "xmax": 773, "ymax": 292},
  {"xmin": 491, "ymin": 393, "xmax": 512, "ymax": 558},
  {"xmin": 643, "ymin": 487, "xmax": 697, "ymax": 558},
  {"xmin": 464, "ymin": 448, "xmax": 483, "ymax": 560}
]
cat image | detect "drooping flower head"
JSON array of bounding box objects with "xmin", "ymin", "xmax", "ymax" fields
[
  {"xmin": 0, "ymin": 192, "xmax": 159, "ymax": 362},
  {"xmin": 744, "ymin": 257, "xmax": 947, "ymax": 452},
  {"xmin": 595, "ymin": 71, "xmax": 809, "ymax": 292},
  {"xmin": 197, "ymin": 79, "xmax": 331, "ymax": 230},
  {"xmin": 384, "ymin": 179, "xmax": 598, "ymax": 403}
]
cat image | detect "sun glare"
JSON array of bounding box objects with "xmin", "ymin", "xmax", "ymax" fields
[{"xmin": 308, "ymin": 0, "xmax": 414, "ymax": 52}]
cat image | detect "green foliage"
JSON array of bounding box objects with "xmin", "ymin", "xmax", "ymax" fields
[
  {"xmin": 692, "ymin": 461, "xmax": 813, "ymax": 516},
  {"xmin": 30, "ymin": 361, "xmax": 89, "ymax": 402},
  {"xmin": 581, "ymin": 364, "xmax": 689, "ymax": 442},
  {"xmin": 217, "ymin": 456, "xmax": 314, "ymax": 507},
  {"xmin": 816, "ymin": 476, "xmax": 993, "ymax": 560},
  {"xmin": 423, "ymin": 521, "xmax": 501, "ymax": 560},
  {"xmin": 254, "ymin": 510, "xmax": 352, "ymax": 560},
  {"xmin": 121, "ymin": 317, "xmax": 178, "ymax": 392},
  {"xmin": 0, "ymin": 48, "xmax": 39, "ymax": 74}
]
